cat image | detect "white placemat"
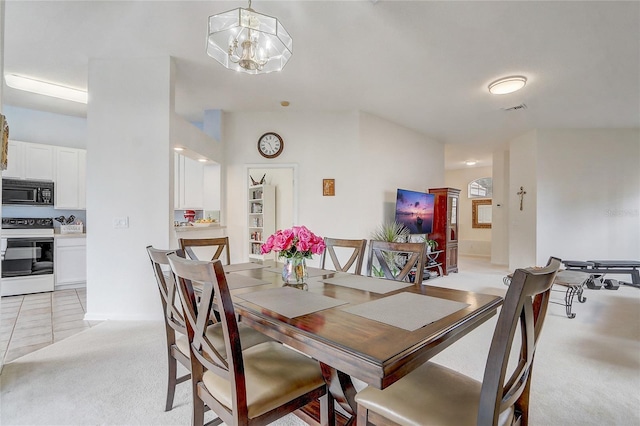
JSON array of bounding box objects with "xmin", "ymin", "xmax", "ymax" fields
[
  {"xmin": 342, "ymin": 292, "xmax": 470, "ymax": 331},
  {"xmin": 223, "ymin": 262, "xmax": 267, "ymax": 273},
  {"xmin": 225, "ymin": 274, "xmax": 270, "ymax": 290},
  {"xmin": 322, "ymin": 274, "xmax": 413, "ymax": 294},
  {"xmin": 237, "ymin": 287, "xmax": 347, "ymax": 318}
]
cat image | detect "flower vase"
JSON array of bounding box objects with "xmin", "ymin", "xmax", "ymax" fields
[{"xmin": 282, "ymin": 257, "xmax": 308, "ymax": 286}]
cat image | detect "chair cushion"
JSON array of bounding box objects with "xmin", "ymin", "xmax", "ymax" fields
[
  {"xmin": 355, "ymin": 362, "xmax": 514, "ymax": 426},
  {"xmin": 174, "ymin": 323, "xmax": 271, "ymax": 358},
  {"xmin": 201, "ymin": 341, "xmax": 325, "ymax": 419}
]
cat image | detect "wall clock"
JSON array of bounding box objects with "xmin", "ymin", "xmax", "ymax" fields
[{"xmin": 258, "ymin": 132, "xmax": 284, "ymax": 159}]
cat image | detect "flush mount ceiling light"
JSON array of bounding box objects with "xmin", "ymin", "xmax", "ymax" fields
[
  {"xmin": 206, "ymin": 0, "xmax": 292, "ymax": 74},
  {"xmin": 465, "ymin": 160, "xmax": 478, "ymax": 166},
  {"xmin": 488, "ymin": 76, "xmax": 527, "ymax": 95},
  {"xmin": 4, "ymin": 74, "xmax": 88, "ymax": 104}
]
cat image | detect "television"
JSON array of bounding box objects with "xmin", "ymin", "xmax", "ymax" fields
[{"xmin": 394, "ymin": 188, "xmax": 435, "ymax": 235}]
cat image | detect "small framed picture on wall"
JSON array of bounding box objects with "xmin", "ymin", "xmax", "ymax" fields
[{"xmin": 323, "ymin": 179, "xmax": 335, "ymax": 196}]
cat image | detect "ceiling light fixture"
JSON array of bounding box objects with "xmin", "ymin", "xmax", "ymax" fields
[
  {"xmin": 206, "ymin": 0, "xmax": 292, "ymax": 74},
  {"xmin": 4, "ymin": 74, "xmax": 88, "ymax": 104},
  {"xmin": 488, "ymin": 76, "xmax": 527, "ymax": 95},
  {"xmin": 465, "ymin": 161, "xmax": 478, "ymax": 166},
  {"xmin": 174, "ymin": 147, "xmax": 184, "ymax": 152}
]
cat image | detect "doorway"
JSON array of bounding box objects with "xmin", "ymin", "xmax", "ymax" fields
[{"xmin": 246, "ymin": 163, "xmax": 298, "ymax": 238}]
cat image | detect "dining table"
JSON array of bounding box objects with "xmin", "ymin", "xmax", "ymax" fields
[{"xmin": 221, "ymin": 260, "xmax": 503, "ymax": 426}]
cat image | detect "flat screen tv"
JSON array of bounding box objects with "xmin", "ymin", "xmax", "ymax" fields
[{"xmin": 394, "ymin": 188, "xmax": 435, "ymax": 235}]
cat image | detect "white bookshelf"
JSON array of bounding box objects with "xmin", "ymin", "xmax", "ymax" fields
[{"xmin": 248, "ymin": 184, "xmax": 276, "ymax": 261}]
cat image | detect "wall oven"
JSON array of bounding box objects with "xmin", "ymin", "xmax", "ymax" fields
[
  {"xmin": 1, "ymin": 218, "xmax": 55, "ymax": 296},
  {"xmin": 2, "ymin": 178, "xmax": 54, "ymax": 206}
]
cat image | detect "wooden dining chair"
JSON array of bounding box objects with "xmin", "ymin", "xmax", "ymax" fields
[
  {"xmin": 179, "ymin": 237, "xmax": 231, "ymax": 265},
  {"xmin": 366, "ymin": 240, "xmax": 426, "ymax": 283},
  {"xmin": 320, "ymin": 237, "xmax": 367, "ymax": 275},
  {"xmin": 147, "ymin": 246, "xmax": 271, "ymax": 412},
  {"xmin": 355, "ymin": 256, "xmax": 562, "ymax": 426},
  {"xmin": 167, "ymin": 253, "xmax": 334, "ymax": 426},
  {"xmin": 146, "ymin": 246, "xmax": 191, "ymax": 411}
]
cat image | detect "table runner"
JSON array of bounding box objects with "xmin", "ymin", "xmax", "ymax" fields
[
  {"xmin": 237, "ymin": 287, "xmax": 347, "ymax": 318},
  {"xmin": 342, "ymin": 292, "xmax": 470, "ymax": 331},
  {"xmin": 223, "ymin": 262, "xmax": 267, "ymax": 273},
  {"xmin": 322, "ymin": 274, "xmax": 412, "ymax": 294}
]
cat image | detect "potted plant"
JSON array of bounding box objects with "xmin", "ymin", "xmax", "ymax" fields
[
  {"xmin": 426, "ymin": 239, "xmax": 438, "ymax": 253},
  {"xmin": 370, "ymin": 221, "xmax": 410, "ymax": 277}
]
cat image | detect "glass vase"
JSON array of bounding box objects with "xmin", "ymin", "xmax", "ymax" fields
[{"xmin": 282, "ymin": 257, "xmax": 308, "ymax": 286}]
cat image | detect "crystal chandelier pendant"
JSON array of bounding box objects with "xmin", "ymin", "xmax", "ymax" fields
[{"xmin": 207, "ymin": 1, "xmax": 292, "ymax": 74}]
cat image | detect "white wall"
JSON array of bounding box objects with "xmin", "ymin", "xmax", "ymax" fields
[
  {"xmin": 536, "ymin": 129, "xmax": 640, "ymax": 264},
  {"xmin": 1, "ymin": 105, "xmax": 87, "ymax": 148},
  {"xmin": 491, "ymin": 148, "xmax": 509, "ymax": 265},
  {"xmin": 508, "ymin": 131, "xmax": 538, "ymax": 270},
  {"xmin": 85, "ymin": 56, "xmax": 174, "ymax": 321},
  {"xmin": 445, "ymin": 166, "xmax": 492, "ymax": 257},
  {"xmin": 223, "ymin": 110, "xmax": 444, "ymax": 267}
]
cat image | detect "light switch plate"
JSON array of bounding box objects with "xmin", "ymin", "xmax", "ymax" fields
[{"xmin": 113, "ymin": 216, "xmax": 129, "ymax": 229}]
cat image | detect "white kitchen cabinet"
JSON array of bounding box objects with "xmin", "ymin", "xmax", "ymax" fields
[
  {"xmin": 24, "ymin": 143, "xmax": 55, "ymax": 180},
  {"xmin": 54, "ymin": 146, "xmax": 86, "ymax": 209},
  {"xmin": 174, "ymin": 154, "xmax": 204, "ymax": 210},
  {"xmin": 2, "ymin": 140, "xmax": 55, "ymax": 180},
  {"xmin": 1, "ymin": 140, "xmax": 24, "ymax": 178},
  {"xmin": 55, "ymin": 236, "xmax": 87, "ymax": 289}
]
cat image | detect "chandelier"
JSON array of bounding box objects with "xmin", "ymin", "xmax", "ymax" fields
[{"xmin": 207, "ymin": 0, "xmax": 293, "ymax": 74}]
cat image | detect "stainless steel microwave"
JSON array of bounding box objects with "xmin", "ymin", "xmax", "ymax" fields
[{"xmin": 2, "ymin": 178, "xmax": 55, "ymax": 206}]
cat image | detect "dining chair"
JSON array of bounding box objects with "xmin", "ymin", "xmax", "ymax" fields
[
  {"xmin": 366, "ymin": 240, "xmax": 426, "ymax": 283},
  {"xmin": 147, "ymin": 246, "xmax": 190, "ymax": 411},
  {"xmin": 167, "ymin": 253, "xmax": 334, "ymax": 426},
  {"xmin": 179, "ymin": 237, "xmax": 231, "ymax": 265},
  {"xmin": 355, "ymin": 256, "xmax": 562, "ymax": 426},
  {"xmin": 320, "ymin": 237, "xmax": 367, "ymax": 275},
  {"xmin": 146, "ymin": 246, "xmax": 271, "ymax": 412}
]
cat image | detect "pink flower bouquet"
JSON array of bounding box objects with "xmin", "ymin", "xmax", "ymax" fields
[{"xmin": 261, "ymin": 226, "xmax": 325, "ymax": 259}]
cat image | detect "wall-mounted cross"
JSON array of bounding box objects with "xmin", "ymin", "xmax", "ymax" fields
[{"xmin": 517, "ymin": 186, "xmax": 527, "ymax": 211}]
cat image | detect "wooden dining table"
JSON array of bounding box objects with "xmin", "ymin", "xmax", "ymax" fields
[{"xmin": 222, "ymin": 261, "xmax": 503, "ymax": 425}]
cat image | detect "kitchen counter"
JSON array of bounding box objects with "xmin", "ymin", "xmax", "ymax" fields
[
  {"xmin": 174, "ymin": 224, "xmax": 225, "ymax": 233},
  {"xmin": 54, "ymin": 232, "xmax": 87, "ymax": 238}
]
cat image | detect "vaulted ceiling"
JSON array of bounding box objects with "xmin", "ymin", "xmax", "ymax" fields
[{"xmin": 3, "ymin": 1, "xmax": 639, "ymax": 169}]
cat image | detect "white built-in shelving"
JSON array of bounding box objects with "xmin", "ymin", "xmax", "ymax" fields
[{"xmin": 248, "ymin": 184, "xmax": 275, "ymax": 261}]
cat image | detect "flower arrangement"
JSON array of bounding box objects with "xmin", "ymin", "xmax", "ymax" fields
[{"xmin": 261, "ymin": 226, "xmax": 326, "ymax": 259}]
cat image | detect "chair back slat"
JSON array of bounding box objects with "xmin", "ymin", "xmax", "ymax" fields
[
  {"xmin": 366, "ymin": 240, "xmax": 426, "ymax": 283},
  {"xmin": 168, "ymin": 255, "xmax": 232, "ymax": 374},
  {"xmin": 320, "ymin": 238, "xmax": 367, "ymax": 275},
  {"xmin": 167, "ymin": 253, "xmax": 250, "ymax": 419},
  {"xmin": 478, "ymin": 256, "xmax": 561, "ymax": 425},
  {"xmin": 179, "ymin": 237, "xmax": 231, "ymax": 265},
  {"xmin": 146, "ymin": 246, "xmax": 186, "ymax": 335}
]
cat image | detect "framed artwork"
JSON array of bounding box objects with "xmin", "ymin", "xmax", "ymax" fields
[
  {"xmin": 323, "ymin": 179, "xmax": 335, "ymax": 196},
  {"xmin": 0, "ymin": 114, "xmax": 8, "ymax": 171},
  {"xmin": 472, "ymin": 199, "xmax": 492, "ymax": 229}
]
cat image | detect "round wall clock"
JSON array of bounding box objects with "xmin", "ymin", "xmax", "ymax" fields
[{"xmin": 258, "ymin": 132, "xmax": 284, "ymax": 159}]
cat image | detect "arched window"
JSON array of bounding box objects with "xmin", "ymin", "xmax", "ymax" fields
[{"xmin": 468, "ymin": 177, "xmax": 493, "ymax": 198}]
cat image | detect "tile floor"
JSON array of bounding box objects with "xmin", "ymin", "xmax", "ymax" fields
[{"xmin": 0, "ymin": 288, "xmax": 101, "ymax": 364}]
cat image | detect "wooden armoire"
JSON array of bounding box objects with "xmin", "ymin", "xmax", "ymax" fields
[{"xmin": 428, "ymin": 187, "xmax": 460, "ymax": 275}]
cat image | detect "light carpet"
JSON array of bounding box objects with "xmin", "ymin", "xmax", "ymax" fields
[{"xmin": 1, "ymin": 257, "xmax": 639, "ymax": 425}]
